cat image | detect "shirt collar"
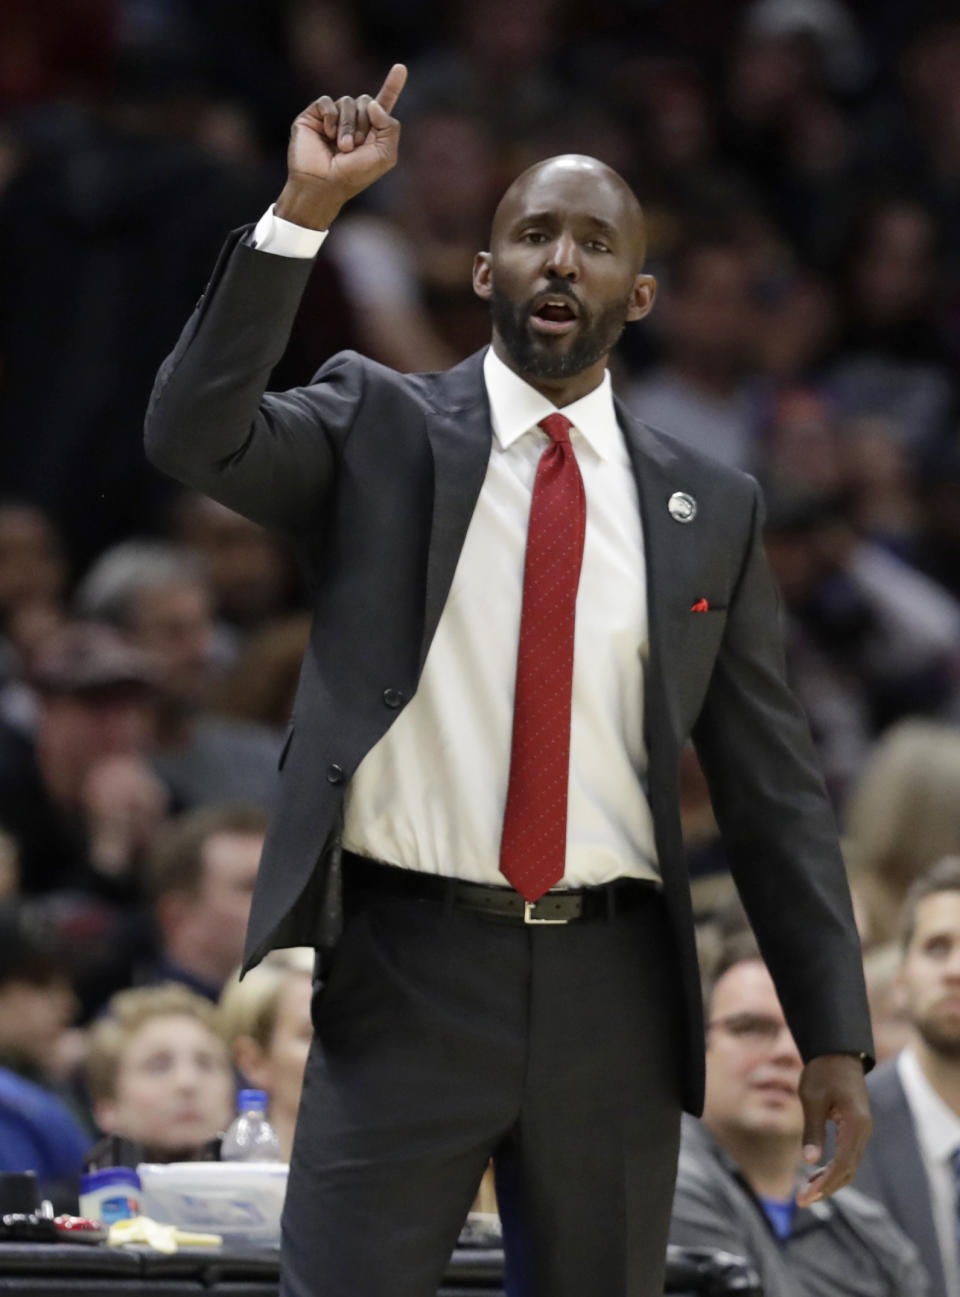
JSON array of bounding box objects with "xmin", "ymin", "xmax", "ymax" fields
[
  {"xmin": 898, "ymin": 1046, "xmax": 960, "ymax": 1166},
  {"xmin": 482, "ymin": 346, "xmax": 619, "ymax": 461}
]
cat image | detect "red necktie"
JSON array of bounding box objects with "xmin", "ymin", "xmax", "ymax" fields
[{"xmin": 500, "ymin": 413, "xmax": 586, "ymax": 902}]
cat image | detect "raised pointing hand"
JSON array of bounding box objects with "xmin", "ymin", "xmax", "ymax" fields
[{"xmin": 276, "ymin": 64, "xmax": 408, "ymax": 231}]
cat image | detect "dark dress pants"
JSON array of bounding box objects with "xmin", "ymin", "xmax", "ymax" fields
[{"xmin": 279, "ymin": 880, "xmax": 684, "ymax": 1297}]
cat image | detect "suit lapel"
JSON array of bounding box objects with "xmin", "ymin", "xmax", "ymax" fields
[
  {"xmin": 870, "ymin": 1066, "xmax": 948, "ymax": 1297},
  {"xmin": 413, "ymin": 374, "xmax": 707, "ymax": 697},
  {"xmin": 417, "ymin": 351, "xmax": 492, "ymax": 672},
  {"xmin": 615, "ymin": 398, "xmax": 701, "ymax": 741}
]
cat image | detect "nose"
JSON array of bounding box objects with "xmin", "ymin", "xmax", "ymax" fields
[
  {"xmin": 545, "ymin": 232, "xmax": 579, "ymax": 282},
  {"xmin": 172, "ymin": 1058, "xmax": 201, "ymax": 1093}
]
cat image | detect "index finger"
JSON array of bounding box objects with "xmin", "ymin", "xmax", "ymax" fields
[{"xmin": 375, "ymin": 63, "xmax": 408, "ymax": 114}]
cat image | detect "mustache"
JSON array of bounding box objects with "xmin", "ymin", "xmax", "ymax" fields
[{"xmin": 527, "ymin": 281, "xmax": 584, "ymax": 316}]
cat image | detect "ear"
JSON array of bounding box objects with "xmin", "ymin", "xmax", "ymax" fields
[
  {"xmin": 472, "ymin": 251, "xmax": 492, "ymax": 302},
  {"xmin": 232, "ymin": 1034, "xmax": 270, "ymax": 1089},
  {"xmin": 626, "ymin": 272, "xmax": 656, "ymax": 324}
]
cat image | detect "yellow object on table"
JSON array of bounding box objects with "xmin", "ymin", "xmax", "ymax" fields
[{"xmin": 107, "ymin": 1216, "xmax": 222, "ymax": 1253}]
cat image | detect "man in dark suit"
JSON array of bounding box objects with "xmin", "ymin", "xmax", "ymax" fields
[
  {"xmin": 854, "ymin": 857, "xmax": 960, "ymax": 1297},
  {"xmin": 145, "ymin": 64, "xmax": 873, "ymax": 1297}
]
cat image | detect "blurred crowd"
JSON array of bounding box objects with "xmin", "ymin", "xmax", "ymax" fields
[{"xmin": 1, "ymin": 0, "xmax": 960, "ymax": 1289}]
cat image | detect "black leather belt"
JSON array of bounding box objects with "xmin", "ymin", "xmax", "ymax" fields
[{"xmin": 342, "ymin": 852, "xmax": 660, "ymax": 925}]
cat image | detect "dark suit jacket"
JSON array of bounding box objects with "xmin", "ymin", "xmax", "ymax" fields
[
  {"xmin": 854, "ymin": 1058, "xmax": 947, "ymax": 1297},
  {"xmin": 144, "ymin": 228, "xmax": 873, "ymax": 1114}
]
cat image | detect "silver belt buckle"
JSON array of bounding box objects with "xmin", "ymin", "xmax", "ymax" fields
[{"xmin": 523, "ymin": 899, "xmax": 569, "ymax": 925}]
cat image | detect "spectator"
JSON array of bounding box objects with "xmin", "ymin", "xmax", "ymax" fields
[
  {"xmin": 75, "ymin": 541, "xmax": 281, "ymax": 810},
  {"xmin": 854, "ymin": 857, "xmax": 960, "ymax": 1297},
  {"xmin": 169, "ymin": 492, "xmax": 300, "ymax": 636},
  {"xmin": 0, "ymin": 1063, "xmax": 91, "ymax": 1187},
  {"xmin": 763, "ymin": 492, "xmax": 960, "ymax": 800},
  {"xmin": 0, "ymin": 902, "xmax": 77, "ymax": 1091},
  {"xmin": 0, "ymin": 54, "xmax": 272, "ymax": 573},
  {"xmin": 845, "ymin": 720, "xmax": 960, "ymax": 947},
  {"xmin": 219, "ymin": 947, "xmax": 314, "ymax": 1160},
  {"xmin": 824, "ymin": 198, "xmax": 954, "ymax": 450},
  {"xmin": 837, "ymin": 414, "xmax": 919, "ymax": 559},
  {"xmin": 625, "ymin": 238, "xmax": 767, "ymax": 471},
  {"xmin": 0, "ymin": 501, "xmax": 66, "ymax": 656},
  {"xmin": 324, "ymin": 105, "xmax": 496, "ymax": 368},
  {"xmin": 863, "ymin": 941, "xmax": 912, "ymax": 1065},
  {"xmin": 142, "ymin": 805, "xmax": 268, "ymax": 1002},
  {"xmin": 212, "ymin": 615, "xmax": 310, "ymax": 734},
  {"xmin": 0, "ymin": 620, "xmax": 165, "ymax": 896},
  {"xmin": 85, "ymin": 983, "xmax": 234, "ymax": 1163},
  {"xmin": 671, "ymin": 941, "xmax": 928, "ymax": 1296}
]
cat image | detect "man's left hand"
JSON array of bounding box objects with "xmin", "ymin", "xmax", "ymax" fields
[{"xmin": 796, "ymin": 1053, "xmax": 872, "ymax": 1206}]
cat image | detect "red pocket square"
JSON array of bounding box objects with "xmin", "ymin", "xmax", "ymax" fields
[{"xmin": 690, "ymin": 598, "xmax": 710, "ymax": 613}]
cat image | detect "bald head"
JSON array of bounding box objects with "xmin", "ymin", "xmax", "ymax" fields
[{"xmin": 492, "ymin": 154, "xmax": 647, "ymax": 268}]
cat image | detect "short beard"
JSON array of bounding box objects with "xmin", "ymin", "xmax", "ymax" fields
[
  {"xmin": 915, "ymin": 1014, "xmax": 960, "ymax": 1060},
  {"xmin": 490, "ymin": 282, "xmax": 631, "ymax": 380}
]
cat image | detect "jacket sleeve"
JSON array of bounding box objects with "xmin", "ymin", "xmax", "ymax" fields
[
  {"xmin": 144, "ymin": 227, "xmax": 364, "ymax": 535},
  {"xmin": 692, "ymin": 478, "xmax": 874, "ymax": 1066}
]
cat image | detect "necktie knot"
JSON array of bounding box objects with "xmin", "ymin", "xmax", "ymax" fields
[{"xmin": 538, "ymin": 413, "xmax": 573, "ymax": 446}]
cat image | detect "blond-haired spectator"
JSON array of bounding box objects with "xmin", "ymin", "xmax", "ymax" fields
[
  {"xmin": 219, "ymin": 948, "xmax": 314, "ymax": 1160},
  {"xmin": 845, "ymin": 719, "xmax": 960, "ymax": 946},
  {"xmin": 86, "ymin": 983, "xmax": 234, "ymax": 1162}
]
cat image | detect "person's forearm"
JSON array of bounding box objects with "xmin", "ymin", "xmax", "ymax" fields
[
  {"xmin": 144, "ymin": 65, "xmax": 406, "ymax": 531},
  {"xmin": 144, "ymin": 226, "xmax": 317, "ymax": 487}
]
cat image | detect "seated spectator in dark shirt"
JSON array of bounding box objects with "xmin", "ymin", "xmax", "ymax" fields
[
  {"xmin": 140, "ymin": 804, "xmax": 267, "ymax": 1002},
  {"xmin": 0, "ymin": 902, "xmax": 78, "ymax": 1094},
  {"xmin": 74, "ymin": 541, "xmax": 281, "ymax": 810},
  {"xmin": 85, "ymin": 984, "xmax": 234, "ymax": 1163},
  {"xmin": 0, "ymin": 621, "xmax": 166, "ymax": 897},
  {"xmin": 670, "ymin": 938, "xmax": 928, "ymax": 1296}
]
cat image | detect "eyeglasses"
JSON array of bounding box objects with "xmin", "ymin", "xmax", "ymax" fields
[{"xmin": 708, "ymin": 1013, "xmax": 792, "ymax": 1045}]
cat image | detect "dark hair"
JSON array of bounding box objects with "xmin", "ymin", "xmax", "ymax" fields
[
  {"xmin": 0, "ymin": 903, "xmax": 69, "ymax": 989},
  {"xmin": 699, "ymin": 901, "xmax": 762, "ymax": 1018},
  {"xmin": 147, "ymin": 804, "xmax": 269, "ymax": 900},
  {"xmin": 899, "ymin": 856, "xmax": 960, "ymax": 951}
]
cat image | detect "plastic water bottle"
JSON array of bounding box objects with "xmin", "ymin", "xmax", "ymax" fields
[{"xmin": 220, "ymin": 1089, "xmax": 281, "ymax": 1161}]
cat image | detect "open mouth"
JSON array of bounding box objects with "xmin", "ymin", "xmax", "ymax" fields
[{"xmin": 530, "ymin": 293, "xmax": 580, "ymax": 336}]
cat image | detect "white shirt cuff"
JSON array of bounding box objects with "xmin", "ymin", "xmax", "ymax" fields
[{"xmin": 251, "ymin": 204, "xmax": 329, "ymax": 258}]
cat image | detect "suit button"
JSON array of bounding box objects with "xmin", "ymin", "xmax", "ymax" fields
[
  {"xmin": 382, "ymin": 688, "xmax": 406, "ymax": 709},
  {"xmin": 326, "ymin": 764, "xmax": 345, "ymax": 785}
]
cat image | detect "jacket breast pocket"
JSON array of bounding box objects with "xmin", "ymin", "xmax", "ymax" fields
[{"xmin": 667, "ymin": 608, "xmax": 728, "ymax": 734}]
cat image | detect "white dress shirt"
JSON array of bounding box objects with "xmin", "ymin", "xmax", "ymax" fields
[
  {"xmin": 253, "ymin": 206, "xmax": 659, "ymax": 888},
  {"xmin": 897, "ymin": 1046, "xmax": 960, "ymax": 1295}
]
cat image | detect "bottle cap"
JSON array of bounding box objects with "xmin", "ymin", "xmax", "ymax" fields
[
  {"xmin": 237, "ymin": 1089, "xmax": 268, "ymax": 1111},
  {"xmin": 79, "ymin": 1167, "xmax": 141, "ymax": 1193}
]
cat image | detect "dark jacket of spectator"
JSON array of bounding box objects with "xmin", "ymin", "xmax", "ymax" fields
[{"xmin": 671, "ymin": 1116, "xmax": 929, "ymax": 1297}]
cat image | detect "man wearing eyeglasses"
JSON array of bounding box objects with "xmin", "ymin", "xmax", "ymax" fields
[{"xmin": 669, "ymin": 942, "xmax": 928, "ymax": 1296}]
